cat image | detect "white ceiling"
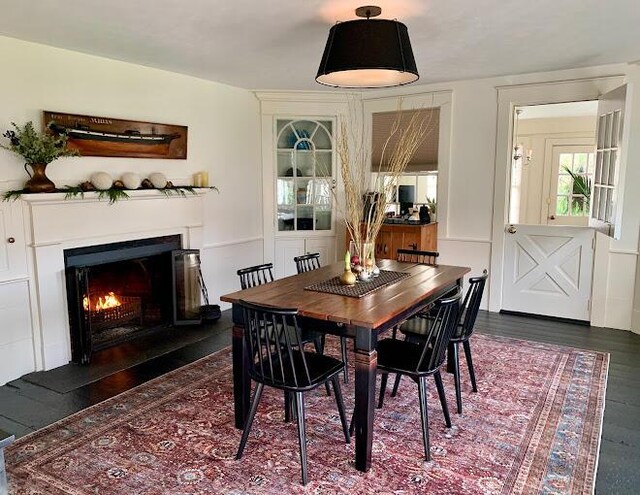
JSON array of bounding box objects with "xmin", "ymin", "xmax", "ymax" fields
[
  {"xmin": 0, "ymin": 0, "xmax": 639, "ymax": 91},
  {"xmin": 519, "ymin": 101, "xmax": 599, "ymax": 119}
]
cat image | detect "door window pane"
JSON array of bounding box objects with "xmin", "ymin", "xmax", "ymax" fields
[{"xmin": 555, "ymin": 151, "xmax": 594, "ymax": 217}]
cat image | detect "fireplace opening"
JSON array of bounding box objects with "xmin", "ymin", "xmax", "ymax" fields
[{"xmin": 64, "ymin": 235, "xmax": 202, "ymax": 364}]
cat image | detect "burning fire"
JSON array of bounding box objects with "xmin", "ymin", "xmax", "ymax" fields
[{"xmin": 83, "ymin": 292, "xmax": 122, "ymax": 312}]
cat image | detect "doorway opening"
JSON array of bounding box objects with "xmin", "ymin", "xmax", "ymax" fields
[
  {"xmin": 502, "ymin": 100, "xmax": 599, "ymax": 322},
  {"xmin": 508, "ymin": 101, "xmax": 598, "ymax": 227}
]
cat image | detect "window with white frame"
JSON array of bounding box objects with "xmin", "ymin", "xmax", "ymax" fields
[
  {"xmin": 555, "ymin": 152, "xmax": 595, "ymax": 217},
  {"xmin": 371, "ymin": 172, "xmax": 438, "ymax": 214}
]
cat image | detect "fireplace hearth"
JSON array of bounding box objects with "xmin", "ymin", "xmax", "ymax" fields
[{"xmin": 64, "ymin": 235, "xmax": 201, "ymax": 364}]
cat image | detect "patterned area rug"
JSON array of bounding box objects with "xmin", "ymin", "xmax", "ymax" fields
[{"xmin": 6, "ymin": 334, "xmax": 608, "ymax": 494}]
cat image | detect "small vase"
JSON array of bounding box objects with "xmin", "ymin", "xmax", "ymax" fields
[
  {"xmin": 24, "ymin": 163, "xmax": 56, "ymax": 193},
  {"xmin": 340, "ymin": 269, "xmax": 357, "ymax": 285}
]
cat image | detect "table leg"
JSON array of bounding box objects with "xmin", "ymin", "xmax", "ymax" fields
[
  {"xmin": 232, "ymin": 323, "xmax": 250, "ymax": 429},
  {"xmin": 353, "ymin": 326, "xmax": 378, "ymax": 472}
]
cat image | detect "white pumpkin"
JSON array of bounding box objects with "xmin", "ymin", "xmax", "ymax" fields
[
  {"xmin": 90, "ymin": 172, "xmax": 113, "ymax": 191},
  {"xmin": 148, "ymin": 172, "xmax": 168, "ymax": 189},
  {"xmin": 121, "ymin": 172, "xmax": 141, "ymax": 190}
]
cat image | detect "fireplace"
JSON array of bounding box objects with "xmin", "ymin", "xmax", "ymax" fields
[{"xmin": 64, "ymin": 235, "xmax": 202, "ymax": 364}]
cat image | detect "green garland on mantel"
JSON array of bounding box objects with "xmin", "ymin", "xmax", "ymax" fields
[{"xmin": 2, "ymin": 185, "xmax": 219, "ymax": 205}]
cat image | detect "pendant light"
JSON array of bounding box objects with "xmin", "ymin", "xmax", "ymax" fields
[{"xmin": 316, "ymin": 5, "xmax": 419, "ymax": 89}]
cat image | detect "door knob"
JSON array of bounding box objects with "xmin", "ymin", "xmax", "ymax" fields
[
  {"xmin": 507, "ymin": 225, "xmax": 517, "ymax": 234},
  {"xmin": 7, "ymin": 237, "xmax": 15, "ymax": 244}
]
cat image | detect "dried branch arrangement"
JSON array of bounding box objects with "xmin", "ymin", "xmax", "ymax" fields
[{"xmin": 333, "ymin": 100, "xmax": 437, "ymax": 259}]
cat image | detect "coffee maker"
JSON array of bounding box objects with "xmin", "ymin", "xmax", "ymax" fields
[{"xmin": 419, "ymin": 205, "xmax": 431, "ymax": 224}]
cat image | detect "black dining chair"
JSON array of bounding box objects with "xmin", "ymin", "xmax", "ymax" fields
[
  {"xmin": 235, "ymin": 300, "xmax": 351, "ymax": 485},
  {"xmin": 354, "ymin": 291, "xmax": 460, "ymax": 461},
  {"xmin": 237, "ymin": 262, "xmax": 330, "ymax": 398},
  {"xmin": 391, "ymin": 249, "xmax": 440, "ymax": 341},
  {"xmin": 396, "ymin": 270, "xmax": 488, "ymax": 413},
  {"xmin": 294, "ymin": 252, "xmax": 350, "ymax": 384},
  {"xmin": 293, "ymin": 252, "xmax": 321, "ymax": 274},
  {"xmin": 237, "ymin": 263, "xmax": 275, "ymax": 290}
]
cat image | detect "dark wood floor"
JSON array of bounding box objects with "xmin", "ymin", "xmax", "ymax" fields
[{"xmin": 1, "ymin": 310, "xmax": 638, "ymax": 493}]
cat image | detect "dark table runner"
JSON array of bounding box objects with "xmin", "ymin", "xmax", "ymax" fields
[{"xmin": 305, "ymin": 270, "xmax": 410, "ymax": 298}]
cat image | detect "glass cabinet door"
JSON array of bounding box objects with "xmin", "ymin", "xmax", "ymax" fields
[{"xmin": 276, "ymin": 119, "xmax": 334, "ymax": 232}]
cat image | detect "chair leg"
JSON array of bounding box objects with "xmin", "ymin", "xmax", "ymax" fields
[
  {"xmin": 391, "ymin": 373, "xmax": 402, "ymax": 397},
  {"xmin": 417, "ymin": 377, "xmax": 431, "ymax": 461},
  {"xmin": 294, "ymin": 392, "xmax": 309, "ymax": 485},
  {"xmin": 452, "ymin": 343, "xmax": 463, "ymax": 414},
  {"xmin": 378, "ymin": 372, "xmax": 389, "ymax": 409},
  {"xmin": 312, "ymin": 338, "xmax": 332, "ymax": 396},
  {"xmin": 433, "ymin": 370, "xmax": 452, "ymax": 428},
  {"xmin": 284, "ymin": 391, "xmax": 294, "ymax": 423},
  {"xmin": 236, "ymin": 382, "xmax": 264, "ymax": 460},
  {"xmin": 332, "ymin": 376, "xmax": 351, "ymax": 444},
  {"xmin": 463, "ymin": 340, "xmax": 478, "ymax": 392},
  {"xmin": 340, "ymin": 337, "xmax": 349, "ymax": 384},
  {"xmin": 348, "ymin": 406, "xmax": 355, "ymax": 437}
]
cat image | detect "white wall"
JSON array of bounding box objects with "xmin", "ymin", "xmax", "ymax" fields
[
  {"xmin": 0, "ymin": 36, "xmax": 262, "ymax": 383},
  {"xmin": 0, "ymin": 35, "xmax": 261, "ymax": 244}
]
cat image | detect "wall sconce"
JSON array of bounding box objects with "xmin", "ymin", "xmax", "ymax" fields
[{"xmin": 513, "ymin": 109, "xmax": 533, "ymax": 164}]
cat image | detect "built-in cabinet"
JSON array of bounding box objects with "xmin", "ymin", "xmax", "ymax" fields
[
  {"xmin": 272, "ymin": 117, "xmax": 337, "ymax": 278},
  {"xmin": 0, "ymin": 201, "xmax": 27, "ymax": 280},
  {"xmin": 0, "ymin": 201, "xmax": 34, "ymax": 385},
  {"xmin": 258, "ymin": 93, "xmax": 350, "ymax": 278}
]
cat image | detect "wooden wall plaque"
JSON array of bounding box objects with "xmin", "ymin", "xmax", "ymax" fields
[{"xmin": 43, "ymin": 111, "xmax": 188, "ymax": 159}]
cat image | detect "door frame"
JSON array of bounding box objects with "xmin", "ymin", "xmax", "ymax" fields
[{"xmin": 488, "ymin": 76, "xmax": 625, "ymax": 313}]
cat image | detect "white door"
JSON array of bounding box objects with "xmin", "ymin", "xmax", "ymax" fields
[
  {"xmin": 502, "ymin": 224, "xmax": 594, "ymax": 320},
  {"xmin": 590, "ymin": 85, "xmax": 627, "ymax": 239}
]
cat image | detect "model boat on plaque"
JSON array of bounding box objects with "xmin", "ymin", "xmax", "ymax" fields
[{"xmin": 44, "ymin": 111, "xmax": 188, "ymax": 159}]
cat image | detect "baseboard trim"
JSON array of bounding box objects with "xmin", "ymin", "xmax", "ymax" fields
[{"xmin": 499, "ymin": 309, "xmax": 590, "ymax": 326}]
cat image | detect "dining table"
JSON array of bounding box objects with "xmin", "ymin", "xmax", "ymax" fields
[{"xmin": 220, "ymin": 258, "xmax": 470, "ymax": 472}]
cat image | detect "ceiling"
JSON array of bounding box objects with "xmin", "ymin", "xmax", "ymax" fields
[
  {"xmin": 519, "ymin": 101, "xmax": 599, "ymax": 119},
  {"xmin": 0, "ymin": 0, "xmax": 638, "ymax": 91}
]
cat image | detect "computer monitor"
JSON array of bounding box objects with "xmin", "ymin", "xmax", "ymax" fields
[{"xmin": 398, "ymin": 185, "xmax": 415, "ymax": 215}]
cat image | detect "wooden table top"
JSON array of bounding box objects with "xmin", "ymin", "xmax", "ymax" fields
[{"xmin": 221, "ymin": 260, "xmax": 470, "ymax": 330}]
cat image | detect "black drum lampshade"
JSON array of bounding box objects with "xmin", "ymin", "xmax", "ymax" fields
[{"xmin": 316, "ymin": 7, "xmax": 419, "ymax": 89}]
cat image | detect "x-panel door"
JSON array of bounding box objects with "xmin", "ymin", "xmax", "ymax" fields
[{"xmin": 502, "ymin": 224, "xmax": 594, "ymax": 321}]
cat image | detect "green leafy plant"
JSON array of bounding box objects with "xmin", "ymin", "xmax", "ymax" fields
[
  {"xmin": 425, "ymin": 197, "xmax": 437, "ymax": 215},
  {"xmin": 1, "ymin": 121, "xmax": 79, "ymax": 164},
  {"xmin": 3, "ymin": 184, "xmax": 219, "ymax": 203},
  {"xmin": 2, "ymin": 190, "xmax": 23, "ymax": 201},
  {"xmin": 563, "ymin": 166, "xmax": 591, "ymax": 208},
  {"xmin": 98, "ymin": 188, "xmax": 130, "ymax": 204}
]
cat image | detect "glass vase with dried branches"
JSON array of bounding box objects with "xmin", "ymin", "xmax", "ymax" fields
[{"xmin": 334, "ymin": 103, "xmax": 437, "ymax": 270}]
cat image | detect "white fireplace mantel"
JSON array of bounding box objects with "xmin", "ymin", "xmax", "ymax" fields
[{"xmin": 24, "ymin": 191, "xmax": 208, "ymax": 371}]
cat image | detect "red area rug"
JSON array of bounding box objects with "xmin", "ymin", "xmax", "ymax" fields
[{"xmin": 6, "ymin": 334, "xmax": 608, "ymax": 494}]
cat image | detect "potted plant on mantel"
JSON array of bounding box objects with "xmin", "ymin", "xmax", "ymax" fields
[{"xmin": 1, "ymin": 121, "xmax": 79, "ymax": 193}]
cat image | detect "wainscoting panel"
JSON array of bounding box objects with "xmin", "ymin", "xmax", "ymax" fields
[
  {"xmin": 200, "ymin": 237, "xmax": 264, "ymax": 310},
  {"xmin": 0, "ymin": 280, "xmax": 34, "ymax": 385}
]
